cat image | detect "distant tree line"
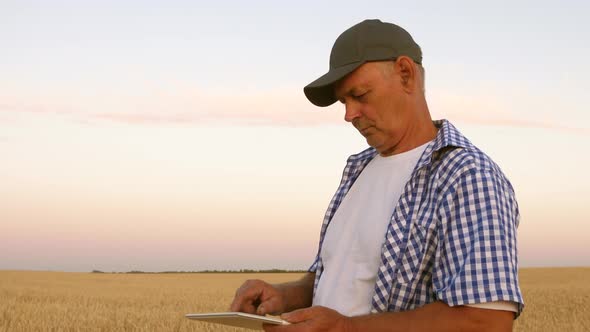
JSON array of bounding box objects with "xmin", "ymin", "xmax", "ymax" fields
[{"xmin": 91, "ymin": 269, "xmax": 307, "ymax": 274}]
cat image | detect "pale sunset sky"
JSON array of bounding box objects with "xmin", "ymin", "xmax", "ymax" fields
[{"xmin": 1, "ymin": 0, "xmax": 589, "ymax": 272}]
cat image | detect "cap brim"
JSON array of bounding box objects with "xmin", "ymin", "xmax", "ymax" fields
[{"xmin": 303, "ymin": 62, "xmax": 364, "ymax": 107}]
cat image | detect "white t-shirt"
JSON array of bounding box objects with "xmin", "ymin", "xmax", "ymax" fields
[
  {"xmin": 312, "ymin": 142, "xmax": 517, "ymax": 315},
  {"xmin": 313, "ymin": 142, "xmax": 429, "ymax": 316}
]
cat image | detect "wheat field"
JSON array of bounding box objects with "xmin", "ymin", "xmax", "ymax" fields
[{"xmin": 0, "ymin": 268, "xmax": 588, "ymax": 331}]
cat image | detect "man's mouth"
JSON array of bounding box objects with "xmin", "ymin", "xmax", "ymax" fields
[
  {"xmin": 357, "ymin": 126, "xmax": 372, "ymax": 136},
  {"xmin": 352, "ymin": 120, "xmax": 373, "ymax": 136}
]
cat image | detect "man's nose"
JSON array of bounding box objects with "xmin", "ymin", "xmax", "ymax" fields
[{"xmin": 344, "ymin": 102, "xmax": 361, "ymax": 122}]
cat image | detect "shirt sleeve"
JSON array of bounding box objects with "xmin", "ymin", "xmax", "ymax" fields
[
  {"xmin": 433, "ymin": 165, "xmax": 524, "ymax": 317},
  {"xmin": 465, "ymin": 301, "xmax": 518, "ymax": 313}
]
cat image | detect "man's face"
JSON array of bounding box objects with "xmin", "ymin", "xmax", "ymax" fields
[{"xmin": 334, "ymin": 61, "xmax": 411, "ymax": 156}]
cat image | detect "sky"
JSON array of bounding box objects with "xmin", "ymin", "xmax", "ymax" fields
[{"xmin": 1, "ymin": 0, "xmax": 589, "ymax": 272}]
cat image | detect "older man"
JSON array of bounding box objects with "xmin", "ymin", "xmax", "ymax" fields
[{"xmin": 230, "ymin": 19, "xmax": 524, "ymax": 331}]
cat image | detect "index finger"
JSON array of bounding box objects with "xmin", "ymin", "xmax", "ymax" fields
[{"xmin": 229, "ymin": 281, "xmax": 264, "ymax": 312}]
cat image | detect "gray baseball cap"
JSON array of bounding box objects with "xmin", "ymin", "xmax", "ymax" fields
[{"xmin": 304, "ymin": 19, "xmax": 422, "ymax": 107}]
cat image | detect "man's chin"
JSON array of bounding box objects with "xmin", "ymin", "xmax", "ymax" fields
[{"xmin": 365, "ymin": 136, "xmax": 380, "ymax": 149}]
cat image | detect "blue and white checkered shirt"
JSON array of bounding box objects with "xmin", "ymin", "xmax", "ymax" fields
[{"xmin": 309, "ymin": 119, "xmax": 524, "ymax": 316}]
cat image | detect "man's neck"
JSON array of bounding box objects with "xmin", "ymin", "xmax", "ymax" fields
[{"xmin": 380, "ymin": 109, "xmax": 437, "ymax": 157}]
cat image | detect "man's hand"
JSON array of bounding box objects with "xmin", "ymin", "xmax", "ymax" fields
[
  {"xmin": 230, "ymin": 273, "xmax": 315, "ymax": 316},
  {"xmin": 230, "ymin": 279, "xmax": 286, "ymax": 316},
  {"xmin": 263, "ymin": 306, "xmax": 351, "ymax": 332}
]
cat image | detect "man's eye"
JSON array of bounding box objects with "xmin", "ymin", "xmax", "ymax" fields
[{"xmin": 354, "ymin": 92, "xmax": 368, "ymax": 100}]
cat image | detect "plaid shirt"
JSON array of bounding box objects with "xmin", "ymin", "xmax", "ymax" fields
[{"xmin": 309, "ymin": 120, "xmax": 524, "ymax": 316}]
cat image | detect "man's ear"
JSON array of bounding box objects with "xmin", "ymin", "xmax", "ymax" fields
[{"xmin": 395, "ymin": 56, "xmax": 417, "ymax": 93}]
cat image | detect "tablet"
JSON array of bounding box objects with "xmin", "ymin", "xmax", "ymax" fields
[{"xmin": 185, "ymin": 312, "xmax": 290, "ymax": 330}]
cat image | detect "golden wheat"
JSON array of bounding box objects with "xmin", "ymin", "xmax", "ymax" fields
[
  {"xmin": 513, "ymin": 268, "xmax": 590, "ymax": 332},
  {"xmin": 0, "ymin": 268, "xmax": 588, "ymax": 331}
]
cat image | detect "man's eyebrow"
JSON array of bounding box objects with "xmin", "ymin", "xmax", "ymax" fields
[
  {"xmin": 336, "ymin": 85, "xmax": 358, "ymax": 98},
  {"xmin": 335, "ymin": 89, "xmax": 350, "ymax": 103},
  {"xmin": 336, "ymin": 86, "xmax": 366, "ymax": 103}
]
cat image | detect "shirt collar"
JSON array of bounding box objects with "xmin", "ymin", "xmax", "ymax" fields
[{"xmin": 346, "ymin": 119, "xmax": 473, "ymax": 169}]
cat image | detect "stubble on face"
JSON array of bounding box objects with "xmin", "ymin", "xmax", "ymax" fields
[
  {"xmin": 336, "ymin": 59, "xmax": 435, "ymax": 156},
  {"xmin": 335, "ymin": 61, "xmax": 405, "ymax": 153}
]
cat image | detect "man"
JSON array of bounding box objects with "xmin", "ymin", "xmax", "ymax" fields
[{"xmin": 230, "ymin": 19, "xmax": 524, "ymax": 331}]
